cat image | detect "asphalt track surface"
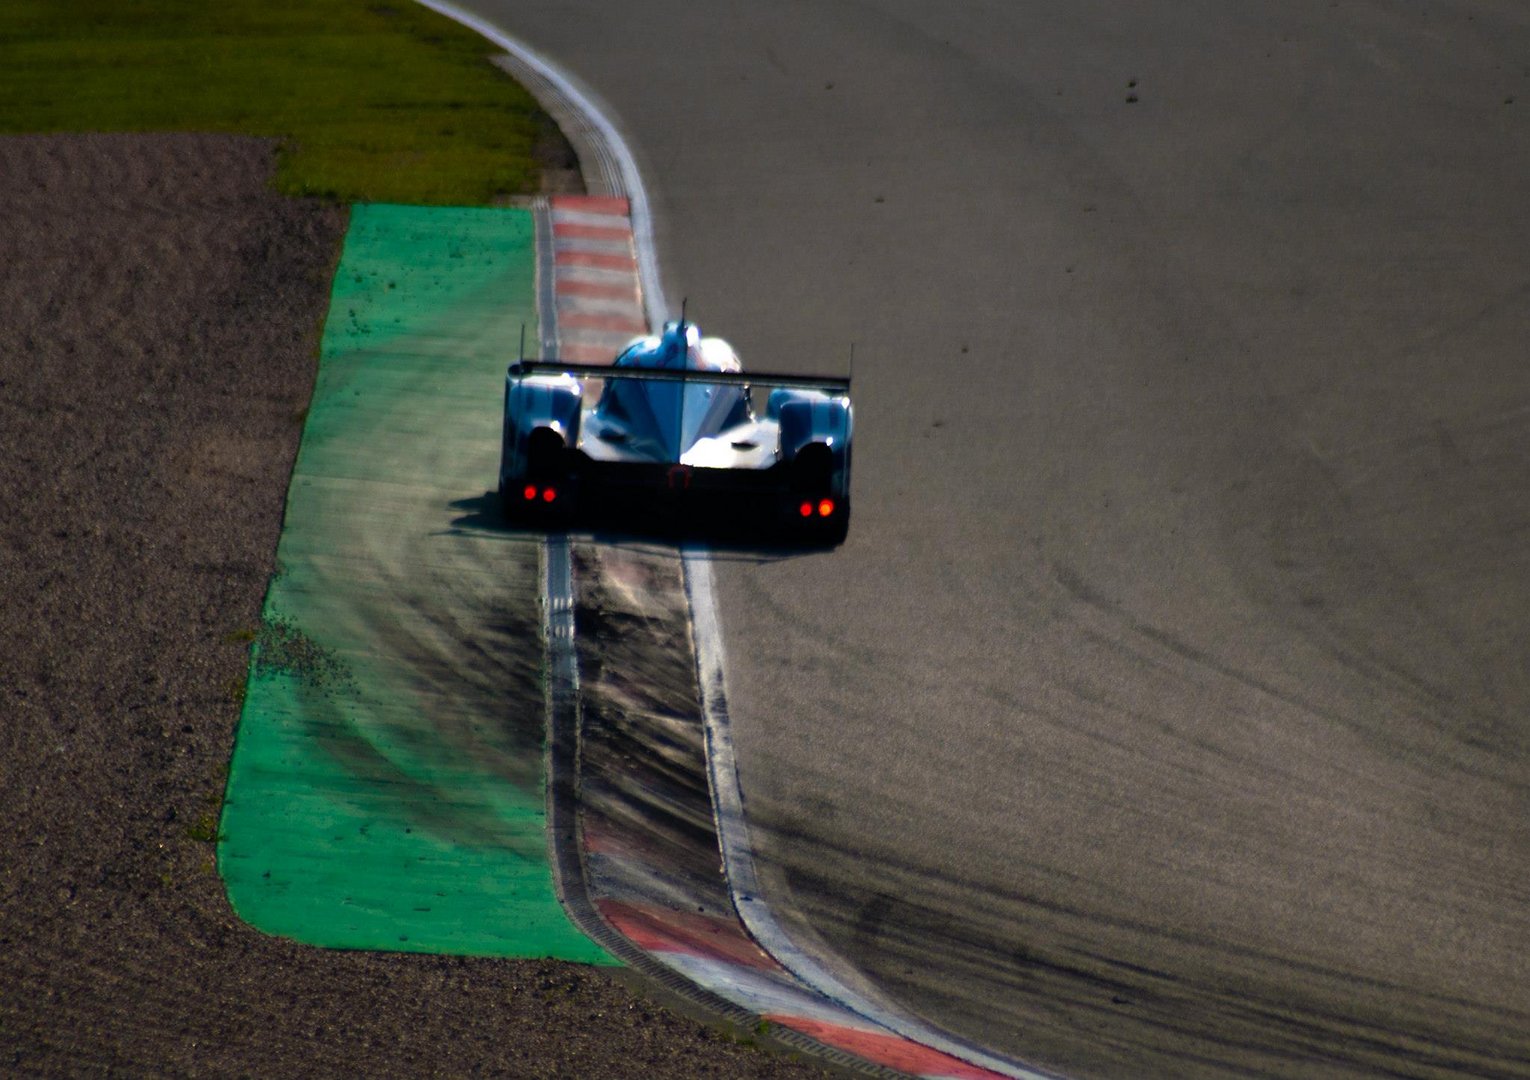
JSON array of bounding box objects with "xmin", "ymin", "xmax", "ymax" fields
[{"xmin": 462, "ymin": 3, "xmax": 1530, "ymax": 1075}]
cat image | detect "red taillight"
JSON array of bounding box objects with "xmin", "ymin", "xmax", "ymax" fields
[
  {"xmin": 522, "ymin": 484, "xmax": 537, "ymax": 501},
  {"xmin": 541, "ymin": 486, "xmax": 557, "ymax": 503},
  {"xmin": 799, "ymin": 501, "xmax": 813, "ymax": 518},
  {"xmin": 817, "ymin": 498, "xmax": 835, "ymax": 517}
]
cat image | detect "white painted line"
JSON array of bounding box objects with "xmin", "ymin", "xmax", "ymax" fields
[
  {"xmin": 550, "ymin": 208, "xmax": 636, "ymax": 228},
  {"xmin": 556, "ymin": 294, "xmax": 647, "ymax": 317},
  {"xmin": 553, "ymin": 237, "xmax": 634, "ymax": 257},
  {"xmin": 555, "ymin": 329, "xmax": 647, "ymax": 350},
  {"xmin": 654, "ymin": 951, "xmax": 881, "ymax": 1031},
  {"xmin": 553, "ymin": 265, "xmax": 643, "ymax": 287}
]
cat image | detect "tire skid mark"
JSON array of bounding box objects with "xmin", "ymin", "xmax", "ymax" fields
[
  {"xmin": 444, "ymin": 6, "xmax": 1053, "ymax": 1072},
  {"xmin": 522, "ymin": 191, "xmax": 1031, "ymax": 1075}
]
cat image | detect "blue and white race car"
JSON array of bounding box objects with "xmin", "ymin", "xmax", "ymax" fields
[{"xmin": 499, "ymin": 318, "xmax": 852, "ymax": 543}]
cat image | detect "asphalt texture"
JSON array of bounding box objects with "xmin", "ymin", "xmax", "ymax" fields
[{"xmin": 462, "ymin": 2, "xmax": 1530, "ymax": 1076}]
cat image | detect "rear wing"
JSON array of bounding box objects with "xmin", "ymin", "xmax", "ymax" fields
[{"xmin": 508, "ymin": 359, "xmax": 850, "ymax": 395}]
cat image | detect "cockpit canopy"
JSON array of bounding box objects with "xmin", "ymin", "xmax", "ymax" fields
[{"xmin": 597, "ymin": 322, "xmax": 751, "ymax": 459}]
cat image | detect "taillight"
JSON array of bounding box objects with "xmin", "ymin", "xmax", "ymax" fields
[
  {"xmin": 799, "ymin": 501, "xmax": 813, "ymax": 518},
  {"xmin": 542, "ymin": 486, "xmax": 557, "ymax": 503},
  {"xmin": 522, "ymin": 484, "xmax": 537, "ymax": 501},
  {"xmin": 817, "ymin": 498, "xmax": 835, "ymax": 517}
]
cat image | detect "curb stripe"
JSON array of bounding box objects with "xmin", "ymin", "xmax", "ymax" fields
[
  {"xmin": 556, "ymin": 342, "xmax": 629, "ymax": 364},
  {"xmin": 555, "ymin": 240, "xmax": 633, "ymax": 259},
  {"xmin": 552, "ymin": 209, "xmax": 636, "ymax": 229},
  {"xmin": 555, "ymin": 265, "xmax": 643, "ymax": 286},
  {"xmin": 556, "ymin": 293, "xmax": 641, "ymax": 312},
  {"xmin": 556, "ymin": 250, "xmax": 637, "ymax": 270},
  {"xmin": 552, "ymin": 194, "xmax": 631, "ymax": 216},
  {"xmin": 557, "ymin": 278, "xmax": 641, "ymax": 300},
  {"xmin": 596, "ymin": 899, "xmax": 780, "ymax": 972},
  {"xmin": 553, "ymin": 221, "xmax": 636, "ymax": 241},
  {"xmin": 556, "ymin": 296, "xmax": 646, "ymax": 319},
  {"xmin": 768, "ymin": 1018, "xmax": 1011, "ymax": 1080},
  {"xmin": 548, "ymin": 200, "xmax": 643, "ymax": 360},
  {"xmin": 557, "ymin": 311, "xmax": 648, "ymax": 334}
]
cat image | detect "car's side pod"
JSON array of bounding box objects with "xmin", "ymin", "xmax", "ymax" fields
[
  {"xmin": 770, "ymin": 387, "xmax": 854, "ymax": 502},
  {"xmin": 500, "ymin": 371, "xmax": 583, "ymax": 503}
]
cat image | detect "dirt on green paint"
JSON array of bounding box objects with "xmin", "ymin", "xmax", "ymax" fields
[{"xmin": 218, "ymin": 203, "xmax": 610, "ymax": 964}]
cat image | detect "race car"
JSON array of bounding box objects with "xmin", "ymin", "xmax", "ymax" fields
[{"xmin": 499, "ymin": 318, "xmax": 852, "ymax": 543}]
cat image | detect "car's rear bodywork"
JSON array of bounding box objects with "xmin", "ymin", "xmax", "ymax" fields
[{"xmin": 499, "ymin": 320, "xmax": 852, "ymax": 542}]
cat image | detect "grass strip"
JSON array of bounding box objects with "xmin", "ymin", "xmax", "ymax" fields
[{"xmin": 0, "ymin": 0, "xmax": 570, "ymax": 204}]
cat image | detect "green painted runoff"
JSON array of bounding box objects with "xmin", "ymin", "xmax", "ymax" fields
[{"xmin": 219, "ymin": 204, "xmax": 611, "ymax": 963}]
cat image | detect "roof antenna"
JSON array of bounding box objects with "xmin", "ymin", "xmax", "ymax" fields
[
  {"xmin": 679, "ymin": 296, "xmax": 688, "ymax": 332},
  {"xmin": 519, "ymin": 322, "xmax": 526, "ymax": 363}
]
